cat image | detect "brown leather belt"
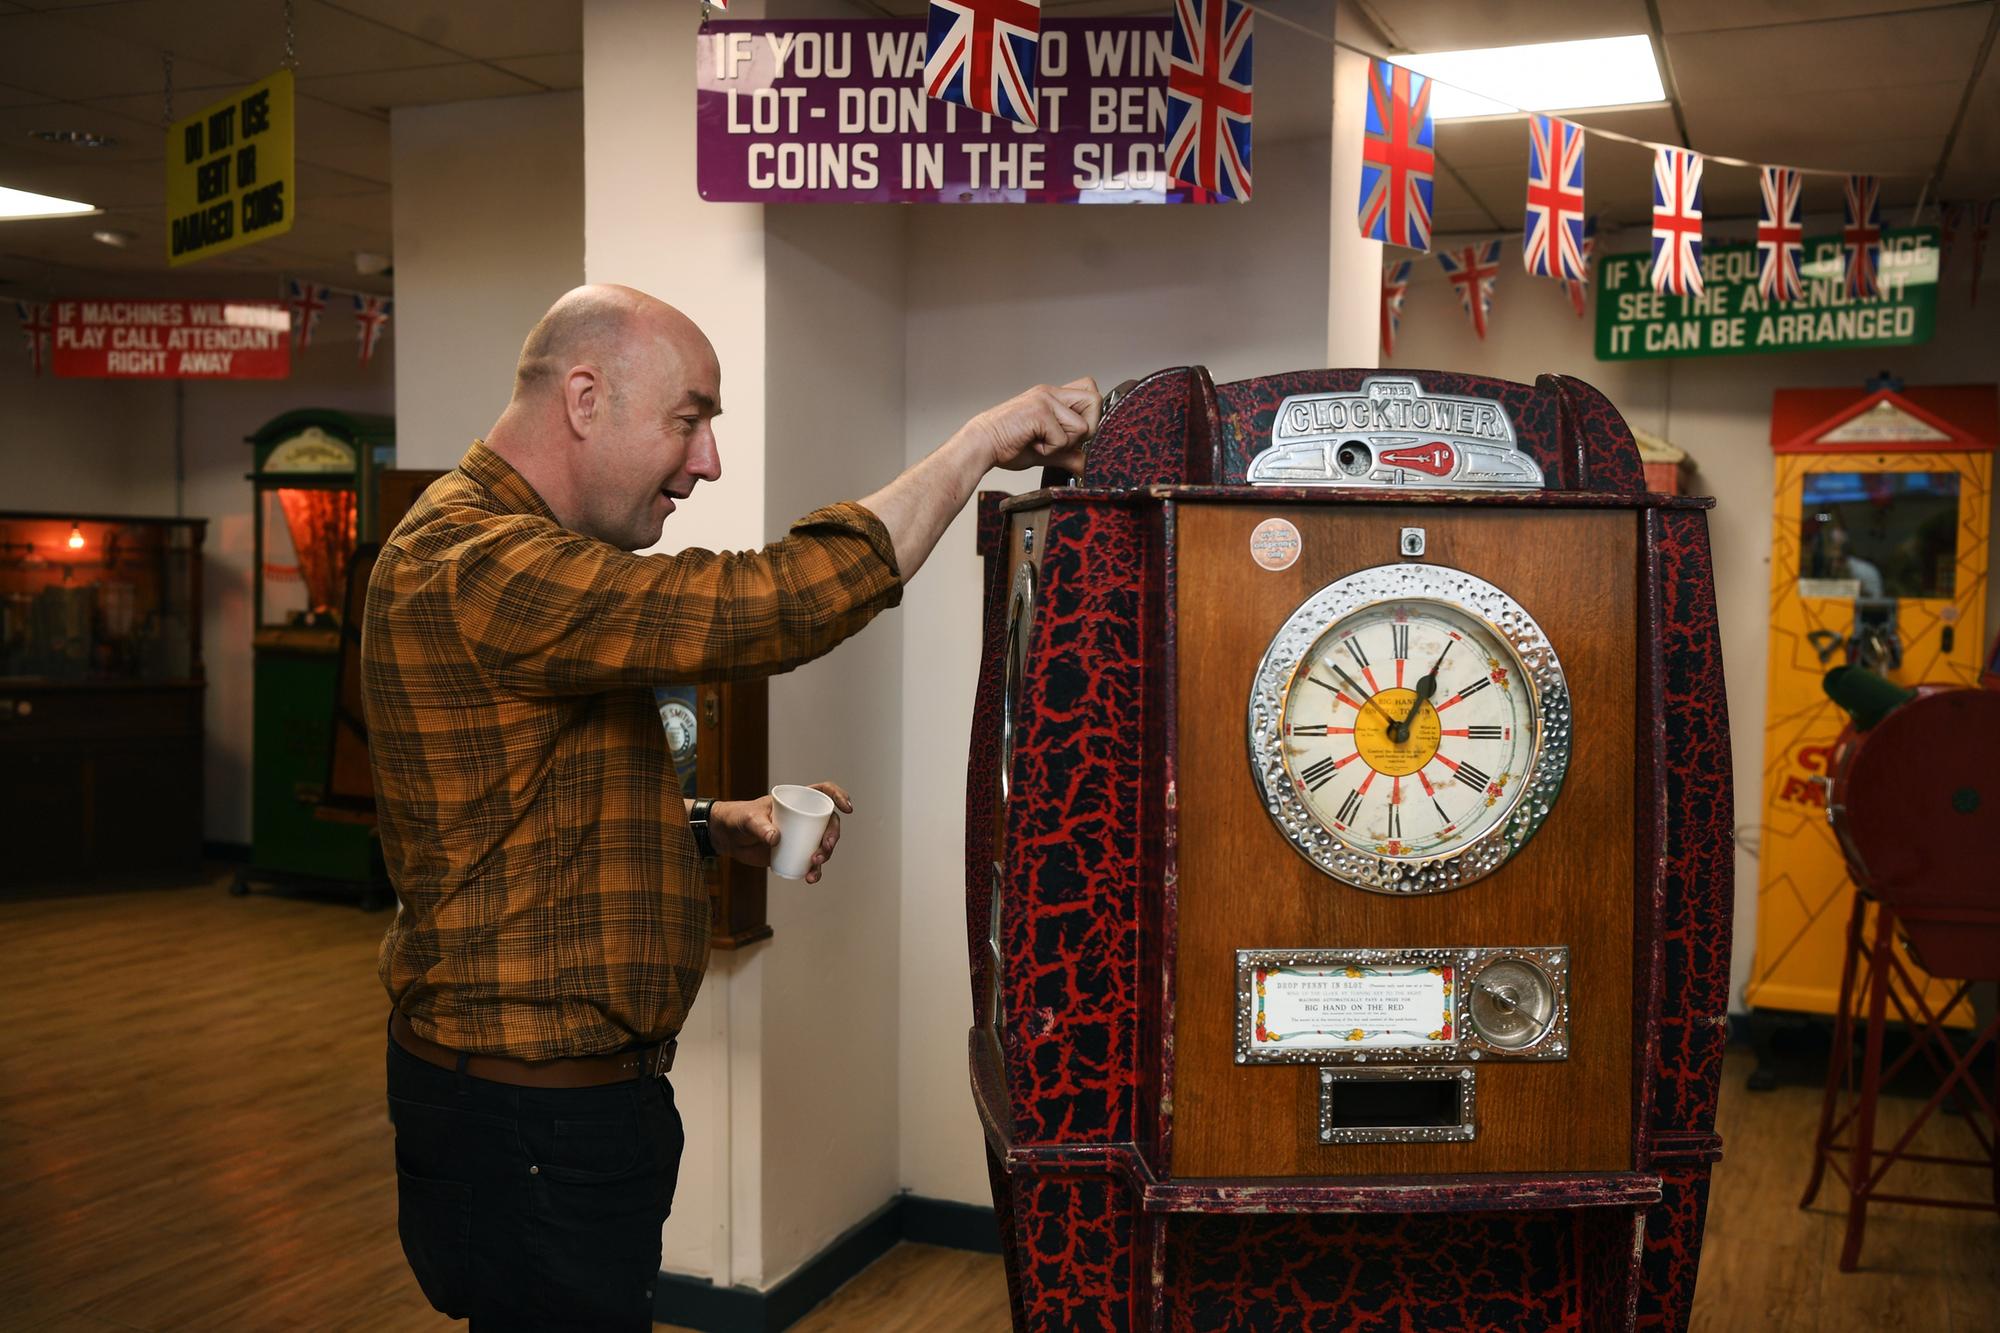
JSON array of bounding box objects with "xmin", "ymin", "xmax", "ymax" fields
[{"xmin": 391, "ymin": 1010, "xmax": 676, "ymax": 1088}]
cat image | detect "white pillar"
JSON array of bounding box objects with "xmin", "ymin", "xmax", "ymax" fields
[
  {"xmin": 585, "ymin": 0, "xmax": 769, "ymax": 1288},
  {"xmin": 1327, "ymin": 43, "xmax": 1384, "ymax": 369}
]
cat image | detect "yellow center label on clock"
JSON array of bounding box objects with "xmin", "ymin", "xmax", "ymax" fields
[{"xmin": 1351, "ymin": 688, "xmax": 1440, "ymax": 776}]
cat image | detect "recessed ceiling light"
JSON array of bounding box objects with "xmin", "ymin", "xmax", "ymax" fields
[
  {"xmin": 0, "ymin": 185, "xmax": 100, "ymax": 221},
  {"xmin": 1392, "ymin": 35, "xmax": 1667, "ymax": 122},
  {"xmin": 29, "ymin": 129, "xmax": 117, "ymax": 149},
  {"xmin": 92, "ymin": 228, "xmax": 135, "ymax": 248}
]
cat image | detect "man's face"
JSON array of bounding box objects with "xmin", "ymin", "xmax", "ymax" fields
[{"xmin": 586, "ymin": 331, "xmax": 722, "ymax": 550}]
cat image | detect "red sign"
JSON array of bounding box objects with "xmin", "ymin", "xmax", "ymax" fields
[
  {"xmin": 1379, "ymin": 441, "xmax": 1457, "ymax": 477},
  {"xmin": 52, "ymin": 300, "xmax": 291, "ymax": 379}
]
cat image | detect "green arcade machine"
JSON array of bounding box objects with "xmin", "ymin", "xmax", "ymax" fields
[{"xmin": 237, "ymin": 409, "xmax": 395, "ymax": 904}]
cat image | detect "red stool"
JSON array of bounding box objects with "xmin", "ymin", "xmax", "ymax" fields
[{"xmin": 1801, "ymin": 685, "xmax": 2000, "ymax": 1269}]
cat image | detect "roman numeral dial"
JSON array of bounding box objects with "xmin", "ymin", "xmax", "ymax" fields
[{"xmin": 1272, "ymin": 594, "xmax": 1544, "ymax": 867}]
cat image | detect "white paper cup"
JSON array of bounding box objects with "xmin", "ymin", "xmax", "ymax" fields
[{"xmin": 770, "ymin": 784, "xmax": 836, "ymax": 880}]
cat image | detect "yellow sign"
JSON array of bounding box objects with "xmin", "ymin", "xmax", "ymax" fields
[
  {"xmin": 1746, "ymin": 446, "xmax": 1989, "ymax": 1023},
  {"xmin": 165, "ymin": 68, "xmax": 294, "ymax": 267}
]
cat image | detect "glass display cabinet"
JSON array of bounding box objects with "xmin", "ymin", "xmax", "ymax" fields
[
  {"xmin": 240, "ymin": 409, "xmax": 394, "ymax": 900},
  {"xmin": 0, "ymin": 512, "xmax": 207, "ymax": 882}
]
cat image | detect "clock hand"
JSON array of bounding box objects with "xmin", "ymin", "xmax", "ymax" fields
[
  {"xmin": 1324, "ymin": 661, "xmax": 1399, "ymax": 732},
  {"xmin": 1393, "ymin": 641, "xmax": 1453, "ymax": 742}
]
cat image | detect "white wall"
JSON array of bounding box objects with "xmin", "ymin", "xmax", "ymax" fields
[
  {"xmin": 1386, "ymin": 217, "xmax": 2000, "ymax": 1011},
  {"xmin": 0, "ymin": 285, "xmax": 393, "ymax": 848},
  {"xmin": 391, "ymin": 92, "xmax": 585, "ymax": 468},
  {"xmin": 760, "ymin": 201, "xmax": 908, "ymax": 1278}
]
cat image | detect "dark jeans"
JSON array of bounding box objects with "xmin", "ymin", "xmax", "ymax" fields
[{"xmin": 386, "ymin": 1033, "xmax": 685, "ymax": 1331}]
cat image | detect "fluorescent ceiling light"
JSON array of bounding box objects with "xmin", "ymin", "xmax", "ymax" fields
[
  {"xmin": 0, "ymin": 184, "xmax": 100, "ymax": 220},
  {"xmin": 1392, "ymin": 35, "xmax": 1666, "ymax": 121}
]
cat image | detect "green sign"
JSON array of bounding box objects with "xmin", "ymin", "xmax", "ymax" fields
[{"xmin": 1595, "ymin": 226, "xmax": 1936, "ymax": 360}]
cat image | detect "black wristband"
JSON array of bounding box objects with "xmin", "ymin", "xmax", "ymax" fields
[{"xmin": 689, "ymin": 798, "xmax": 717, "ymax": 860}]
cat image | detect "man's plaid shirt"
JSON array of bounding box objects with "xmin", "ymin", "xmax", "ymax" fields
[{"xmin": 364, "ymin": 442, "xmax": 902, "ymax": 1059}]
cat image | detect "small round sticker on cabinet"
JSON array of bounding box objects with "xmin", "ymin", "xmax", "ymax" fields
[{"xmin": 1249, "ymin": 517, "xmax": 1302, "ymax": 572}]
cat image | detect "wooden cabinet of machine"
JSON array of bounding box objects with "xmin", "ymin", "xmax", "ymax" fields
[
  {"xmin": 0, "ymin": 513, "xmax": 207, "ymax": 882},
  {"xmin": 967, "ymin": 368, "xmax": 1732, "ymax": 1330}
]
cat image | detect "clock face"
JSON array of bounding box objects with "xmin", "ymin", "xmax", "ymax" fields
[{"xmin": 1249, "ymin": 565, "xmax": 1570, "ymax": 893}]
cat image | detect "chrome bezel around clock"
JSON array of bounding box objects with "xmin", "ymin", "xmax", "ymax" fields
[{"xmin": 1246, "ymin": 563, "xmax": 1571, "ymax": 894}]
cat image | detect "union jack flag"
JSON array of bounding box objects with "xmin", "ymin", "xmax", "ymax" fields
[
  {"xmin": 354, "ymin": 294, "xmax": 392, "ymax": 366},
  {"xmin": 1650, "ymin": 147, "xmax": 1704, "ymax": 297},
  {"xmin": 1756, "ymin": 167, "xmax": 1804, "ymax": 303},
  {"xmin": 1438, "ymin": 240, "xmax": 1501, "ymax": 341},
  {"xmin": 1842, "ymin": 174, "xmax": 1882, "ymax": 300},
  {"xmin": 1381, "ymin": 259, "xmax": 1412, "ymax": 357},
  {"xmin": 924, "ymin": 0, "xmax": 1042, "ymax": 129},
  {"xmin": 1359, "ymin": 60, "xmax": 1434, "ymax": 251},
  {"xmin": 1164, "ymin": 0, "xmax": 1253, "ymax": 203},
  {"xmin": 16, "ymin": 300, "xmax": 52, "ymax": 376},
  {"xmin": 1560, "ymin": 216, "xmax": 1597, "ymax": 319},
  {"xmin": 1522, "ymin": 114, "xmax": 1586, "ymax": 281},
  {"xmin": 287, "ymin": 278, "xmax": 329, "ymax": 350}
]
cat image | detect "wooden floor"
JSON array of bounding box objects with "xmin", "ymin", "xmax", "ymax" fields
[{"xmin": 1, "ymin": 874, "xmax": 1992, "ymax": 1332}]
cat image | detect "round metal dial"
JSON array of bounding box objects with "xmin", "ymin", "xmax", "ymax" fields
[
  {"xmin": 1466, "ymin": 957, "xmax": 1558, "ymax": 1049},
  {"xmin": 1248, "ymin": 564, "xmax": 1570, "ymax": 893}
]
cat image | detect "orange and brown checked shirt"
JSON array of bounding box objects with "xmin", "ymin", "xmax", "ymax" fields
[{"xmin": 364, "ymin": 441, "xmax": 901, "ymax": 1060}]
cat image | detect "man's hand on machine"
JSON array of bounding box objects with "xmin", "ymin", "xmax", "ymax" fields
[
  {"xmin": 709, "ymin": 782, "xmax": 852, "ymax": 884},
  {"xmin": 964, "ymin": 378, "xmax": 1102, "ymax": 478}
]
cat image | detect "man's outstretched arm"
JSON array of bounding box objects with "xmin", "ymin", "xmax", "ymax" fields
[{"xmin": 859, "ymin": 378, "xmax": 1100, "ymax": 582}]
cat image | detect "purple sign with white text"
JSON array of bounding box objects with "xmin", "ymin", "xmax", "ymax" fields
[{"xmin": 697, "ymin": 18, "xmax": 1219, "ymax": 205}]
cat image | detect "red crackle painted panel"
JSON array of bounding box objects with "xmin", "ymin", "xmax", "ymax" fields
[
  {"xmin": 1575, "ymin": 1207, "xmax": 1643, "ymax": 1331},
  {"xmin": 1214, "ymin": 368, "xmax": 1562, "ymax": 489},
  {"xmin": 1163, "ymin": 1210, "xmax": 1584, "ymax": 1331},
  {"xmin": 1003, "ymin": 501, "xmax": 1149, "ymax": 1144},
  {"xmin": 987, "ymin": 1147, "xmax": 1029, "ymax": 1328},
  {"xmin": 1635, "ymin": 1165, "xmax": 1713, "ymax": 1331},
  {"xmin": 1008, "ymin": 1173, "xmax": 1138, "ymax": 1332},
  {"xmin": 1540, "ymin": 373, "xmax": 1649, "ymax": 495},
  {"xmin": 966, "ymin": 493, "xmax": 1013, "ymax": 1023},
  {"xmin": 1649, "ymin": 510, "xmax": 1733, "ymax": 1135},
  {"xmin": 1084, "ymin": 367, "xmax": 1195, "ymax": 490}
]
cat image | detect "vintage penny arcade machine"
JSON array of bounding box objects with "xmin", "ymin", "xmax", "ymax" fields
[
  {"xmin": 1744, "ymin": 383, "xmax": 1994, "ymax": 1045},
  {"xmin": 966, "ymin": 367, "xmax": 1730, "ymax": 1330}
]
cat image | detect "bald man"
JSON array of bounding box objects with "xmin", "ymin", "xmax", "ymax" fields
[{"xmin": 363, "ymin": 285, "xmax": 1097, "ymax": 1330}]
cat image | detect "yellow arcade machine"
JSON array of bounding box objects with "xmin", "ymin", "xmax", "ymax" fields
[{"xmin": 1746, "ymin": 380, "xmax": 1996, "ymax": 1053}]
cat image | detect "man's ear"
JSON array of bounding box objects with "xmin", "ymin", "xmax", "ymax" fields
[{"xmin": 562, "ymin": 364, "xmax": 602, "ymax": 438}]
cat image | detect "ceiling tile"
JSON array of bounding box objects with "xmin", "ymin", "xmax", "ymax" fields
[
  {"xmin": 33, "ymin": 0, "xmax": 471, "ymax": 79},
  {"xmin": 317, "ymin": 0, "xmax": 580, "ymax": 62},
  {"xmin": 0, "ymin": 99, "xmax": 159, "ymax": 161},
  {"xmin": 1364, "ymin": 0, "xmax": 1655, "ymax": 53},
  {"xmin": 1655, "ymin": 0, "xmax": 1958, "ymax": 35},
  {"xmin": 0, "ymin": 11, "xmax": 243, "ymax": 101},
  {"xmin": 1682, "ymin": 82, "xmax": 1960, "ymax": 168},
  {"xmin": 299, "ymin": 62, "xmax": 543, "ymax": 114},
  {"xmin": 1664, "ymin": 9, "xmax": 1989, "ymax": 102},
  {"xmin": 492, "ymin": 51, "xmax": 583, "ymax": 91},
  {"xmin": 1938, "ymin": 50, "xmax": 1999, "ymax": 199}
]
